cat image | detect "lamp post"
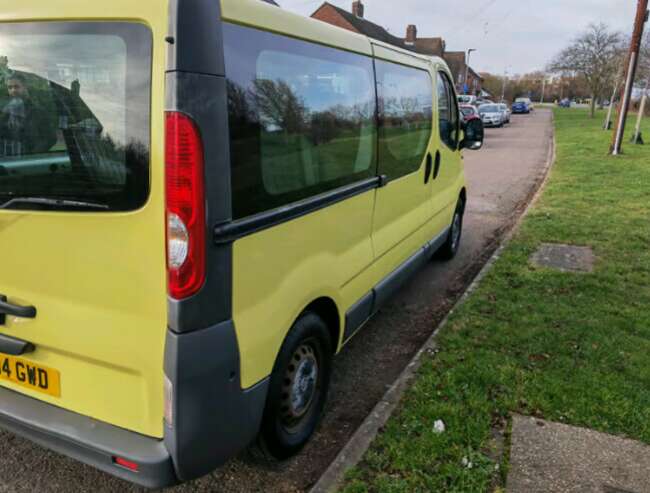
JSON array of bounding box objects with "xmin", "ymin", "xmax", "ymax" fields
[
  {"xmin": 501, "ymin": 65, "xmax": 512, "ymax": 102},
  {"xmin": 464, "ymin": 48, "xmax": 477, "ymax": 94}
]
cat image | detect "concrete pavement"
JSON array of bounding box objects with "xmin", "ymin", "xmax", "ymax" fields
[{"xmin": 508, "ymin": 415, "xmax": 650, "ymax": 493}]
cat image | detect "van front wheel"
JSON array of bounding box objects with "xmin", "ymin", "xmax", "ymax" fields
[
  {"xmin": 439, "ymin": 199, "xmax": 465, "ymax": 260},
  {"xmin": 258, "ymin": 312, "xmax": 332, "ymax": 459}
]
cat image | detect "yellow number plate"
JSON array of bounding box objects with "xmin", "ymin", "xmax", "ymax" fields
[{"xmin": 0, "ymin": 355, "xmax": 61, "ymax": 397}]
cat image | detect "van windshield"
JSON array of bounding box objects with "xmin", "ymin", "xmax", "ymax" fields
[{"xmin": 0, "ymin": 22, "xmax": 151, "ymax": 212}]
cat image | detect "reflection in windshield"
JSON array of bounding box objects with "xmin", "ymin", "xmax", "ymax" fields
[{"xmin": 0, "ymin": 22, "xmax": 151, "ymax": 212}]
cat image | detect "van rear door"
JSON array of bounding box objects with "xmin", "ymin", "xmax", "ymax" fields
[{"xmin": 0, "ymin": 21, "xmax": 166, "ymax": 437}]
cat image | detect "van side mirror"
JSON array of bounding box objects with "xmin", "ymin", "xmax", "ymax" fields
[{"xmin": 460, "ymin": 119, "xmax": 484, "ymax": 150}]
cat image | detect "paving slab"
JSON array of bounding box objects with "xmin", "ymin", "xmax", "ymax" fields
[
  {"xmin": 530, "ymin": 243, "xmax": 595, "ymax": 273},
  {"xmin": 508, "ymin": 415, "xmax": 650, "ymax": 493}
]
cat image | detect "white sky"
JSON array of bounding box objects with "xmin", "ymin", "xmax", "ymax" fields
[{"xmin": 276, "ymin": 0, "xmax": 640, "ymax": 75}]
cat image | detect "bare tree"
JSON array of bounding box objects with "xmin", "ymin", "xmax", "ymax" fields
[
  {"xmin": 548, "ymin": 23, "xmax": 623, "ymax": 117},
  {"xmin": 250, "ymin": 79, "xmax": 306, "ymax": 134},
  {"xmin": 638, "ymin": 32, "xmax": 650, "ymax": 83}
]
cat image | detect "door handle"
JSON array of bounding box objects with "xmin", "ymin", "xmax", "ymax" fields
[
  {"xmin": 0, "ymin": 334, "xmax": 35, "ymax": 356},
  {"xmin": 424, "ymin": 153, "xmax": 433, "ymax": 184},
  {"xmin": 433, "ymin": 151, "xmax": 442, "ymax": 180},
  {"xmin": 0, "ymin": 295, "xmax": 37, "ymax": 325}
]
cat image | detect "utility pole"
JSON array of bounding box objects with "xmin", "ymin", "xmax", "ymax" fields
[
  {"xmin": 631, "ymin": 75, "xmax": 649, "ymax": 143},
  {"xmin": 540, "ymin": 75, "xmax": 547, "ymax": 104},
  {"xmin": 604, "ymin": 64, "xmax": 626, "ymax": 130},
  {"xmin": 501, "ymin": 68, "xmax": 509, "ymax": 102},
  {"xmin": 464, "ymin": 48, "xmax": 476, "ymax": 94},
  {"xmin": 611, "ymin": 0, "xmax": 649, "ymax": 155}
]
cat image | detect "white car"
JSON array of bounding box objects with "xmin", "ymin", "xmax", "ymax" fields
[
  {"xmin": 458, "ymin": 95, "xmax": 478, "ymax": 106},
  {"xmin": 497, "ymin": 103, "xmax": 511, "ymax": 124},
  {"xmin": 478, "ymin": 104, "xmax": 504, "ymax": 127}
]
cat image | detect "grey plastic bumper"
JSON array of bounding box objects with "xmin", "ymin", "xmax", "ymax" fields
[
  {"xmin": 164, "ymin": 320, "xmax": 269, "ymax": 481},
  {"xmin": 0, "ymin": 386, "xmax": 177, "ymax": 488}
]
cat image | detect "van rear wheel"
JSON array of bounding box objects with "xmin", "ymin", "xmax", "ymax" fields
[
  {"xmin": 439, "ymin": 199, "xmax": 464, "ymax": 260},
  {"xmin": 258, "ymin": 312, "xmax": 332, "ymax": 460}
]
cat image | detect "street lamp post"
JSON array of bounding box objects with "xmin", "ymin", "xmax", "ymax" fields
[
  {"xmin": 464, "ymin": 48, "xmax": 477, "ymax": 94},
  {"xmin": 501, "ymin": 66, "xmax": 512, "ymax": 102}
]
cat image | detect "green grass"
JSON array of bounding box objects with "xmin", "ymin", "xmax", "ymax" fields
[{"xmin": 340, "ymin": 108, "xmax": 650, "ymax": 493}]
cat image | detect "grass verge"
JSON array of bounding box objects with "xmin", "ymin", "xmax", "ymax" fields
[{"xmin": 340, "ymin": 108, "xmax": 650, "ymax": 492}]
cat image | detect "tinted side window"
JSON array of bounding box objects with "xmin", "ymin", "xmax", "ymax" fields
[
  {"xmin": 223, "ymin": 23, "xmax": 376, "ymax": 219},
  {"xmin": 437, "ymin": 72, "xmax": 459, "ymax": 149},
  {"xmin": 376, "ymin": 60, "xmax": 433, "ymax": 181}
]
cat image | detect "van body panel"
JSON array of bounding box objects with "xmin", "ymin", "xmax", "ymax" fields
[
  {"xmin": 0, "ymin": 4, "xmax": 168, "ymax": 438},
  {"xmin": 232, "ymin": 190, "xmax": 375, "ymax": 388}
]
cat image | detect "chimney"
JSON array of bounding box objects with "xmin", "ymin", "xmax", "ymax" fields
[
  {"xmin": 406, "ymin": 24, "xmax": 417, "ymax": 44},
  {"xmin": 352, "ymin": 1, "xmax": 364, "ymax": 18}
]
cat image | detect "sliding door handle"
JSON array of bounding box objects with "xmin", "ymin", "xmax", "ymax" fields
[
  {"xmin": 424, "ymin": 153, "xmax": 433, "ymax": 184},
  {"xmin": 433, "ymin": 151, "xmax": 442, "ymax": 180}
]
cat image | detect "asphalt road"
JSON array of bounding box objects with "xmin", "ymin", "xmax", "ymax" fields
[{"xmin": 0, "ymin": 109, "xmax": 553, "ymax": 493}]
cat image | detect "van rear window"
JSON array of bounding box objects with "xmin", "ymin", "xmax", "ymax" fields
[{"xmin": 0, "ymin": 22, "xmax": 151, "ymax": 212}]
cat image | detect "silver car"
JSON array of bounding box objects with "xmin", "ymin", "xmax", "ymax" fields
[
  {"xmin": 478, "ymin": 104, "xmax": 504, "ymax": 127},
  {"xmin": 497, "ymin": 103, "xmax": 511, "ymax": 124}
]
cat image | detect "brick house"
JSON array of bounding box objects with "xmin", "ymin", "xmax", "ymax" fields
[
  {"xmin": 311, "ymin": 1, "xmax": 482, "ymax": 95},
  {"xmin": 443, "ymin": 52, "xmax": 483, "ymax": 95}
]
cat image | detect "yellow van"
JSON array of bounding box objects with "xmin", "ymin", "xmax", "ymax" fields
[{"xmin": 0, "ymin": 0, "xmax": 483, "ymax": 487}]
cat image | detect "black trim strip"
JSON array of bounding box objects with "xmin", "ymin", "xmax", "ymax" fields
[
  {"xmin": 343, "ymin": 291, "xmax": 374, "ymax": 342},
  {"xmin": 214, "ymin": 177, "xmax": 380, "ymax": 244},
  {"xmin": 343, "ymin": 226, "xmax": 450, "ymax": 343}
]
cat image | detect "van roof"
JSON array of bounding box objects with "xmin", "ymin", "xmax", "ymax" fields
[{"xmin": 221, "ymin": 0, "xmax": 448, "ymax": 70}]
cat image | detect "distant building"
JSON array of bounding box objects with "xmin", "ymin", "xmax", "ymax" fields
[
  {"xmin": 310, "ymin": 1, "xmax": 482, "ymax": 95},
  {"xmin": 443, "ymin": 51, "xmax": 483, "ymax": 96}
]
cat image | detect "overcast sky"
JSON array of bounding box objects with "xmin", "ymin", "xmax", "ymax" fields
[{"xmin": 277, "ymin": 0, "xmax": 639, "ymax": 75}]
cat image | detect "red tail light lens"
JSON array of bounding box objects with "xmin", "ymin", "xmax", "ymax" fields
[
  {"xmin": 165, "ymin": 112, "xmax": 206, "ymax": 299},
  {"xmin": 113, "ymin": 456, "xmax": 139, "ymax": 472}
]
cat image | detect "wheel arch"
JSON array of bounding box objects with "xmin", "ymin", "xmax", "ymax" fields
[
  {"xmin": 302, "ymin": 297, "xmax": 342, "ymax": 353},
  {"xmin": 459, "ymin": 187, "xmax": 467, "ymax": 212}
]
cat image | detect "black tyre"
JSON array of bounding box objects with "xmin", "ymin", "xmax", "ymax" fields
[
  {"xmin": 438, "ymin": 199, "xmax": 465, "ymax": 260},
  {"xmin": 258, "ymin": 312, "xmax": 332, "ymax": 460}
]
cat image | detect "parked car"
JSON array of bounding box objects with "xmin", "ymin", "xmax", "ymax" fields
[
  {"xmin": 515, "ymin": 97, "xmax": 534, "ymax": 111},
  {"xmin": 497, "ymin": 103, "xmax": 511, "ymax": 123},
  {"xmin": 512, "ymin": 100, "xmax": 530, "ymax": 114},
  {"xmin": 558, "ymin": 98, "xmax": 571, "ymax": 108},
  {"xmin": 459, "ymin": 104, "xmax": 481, "ymax": 123},
  {"xmin": 458, "ymin": 95, "xmax": 477, "ymax": 106},
  {"xmin": 478, "ymin": 103, "xmax": 504, "ymax": 127}
]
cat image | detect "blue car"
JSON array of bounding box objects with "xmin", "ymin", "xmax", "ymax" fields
[{"xmin": 512, "ymin": 101, "xmax": 530, "ymax": 114}]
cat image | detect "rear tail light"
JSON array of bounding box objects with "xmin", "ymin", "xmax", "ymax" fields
[{"xmin": 165, "ymin": 112, "xmax": 206, "ymax": 299}]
